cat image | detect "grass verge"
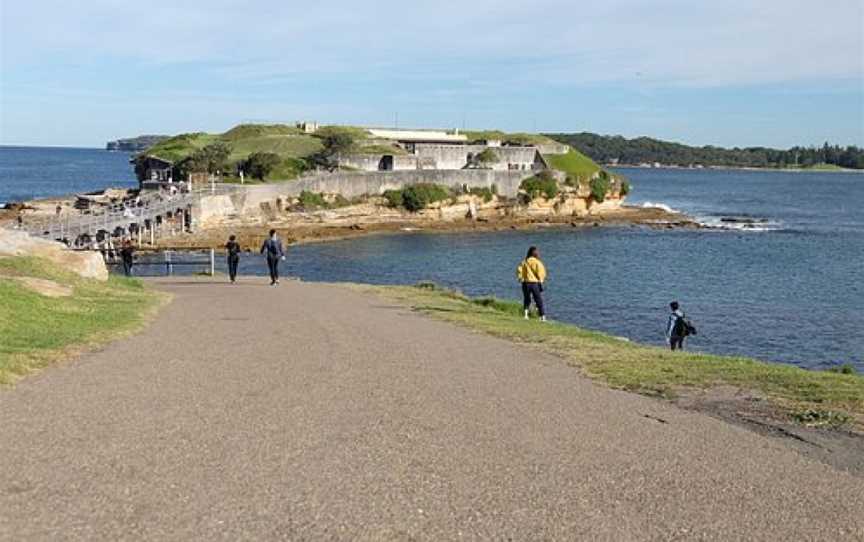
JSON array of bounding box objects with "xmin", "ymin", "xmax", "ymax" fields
[
  {"xmin": 352, "ymin": 283, "xmax": 864, "ymax": 429},
  {"xmin": 0, "ymin": 256, "xmax": 167, "ymax": 385}
]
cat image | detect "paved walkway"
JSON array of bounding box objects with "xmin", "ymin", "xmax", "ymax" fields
[{"xmin": 1, "ymin": 278, "xmax": 862, "ymax": 540}]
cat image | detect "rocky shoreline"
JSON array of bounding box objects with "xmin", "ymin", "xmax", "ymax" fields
[{"xmin": 151, "ymin": 204, "xmax": 697, "ymax": 251}]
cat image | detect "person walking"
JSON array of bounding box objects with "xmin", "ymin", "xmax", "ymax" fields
[
  {"xmin": 120, "ymin": 239, "xmax": 135, "ymax": 277},
  {"xmin": 666, "ymin": 301, "xmax": 689, "ymax": 351},
  {"xmin": 516, "ymin": 246, "xmax": 547, "ymax": 321},
  {"xmin": 225, "ymin": 234, "xmax": 241, "ymax": 283},
  {"xmin": 260, "ymin": 229, "xmax": 285, "ymax": 286}
]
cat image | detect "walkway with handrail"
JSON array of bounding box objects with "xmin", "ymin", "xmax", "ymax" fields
[{"xmin": 18, "ymin": 184, "xmax": 239, "ymax": 245}]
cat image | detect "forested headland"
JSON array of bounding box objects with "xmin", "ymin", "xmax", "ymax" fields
[{"xmin": 546, "ymin": 132, "xmax": 864, "ymax": 170}]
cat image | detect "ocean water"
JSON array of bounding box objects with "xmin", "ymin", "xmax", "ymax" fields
[
  {"xmin": 0, "ymin": 146, "xmax": 137, "ymax": 205},
  {"xmin": 1, "ymin": 147, "xmax": 861, "ymax": 370}
]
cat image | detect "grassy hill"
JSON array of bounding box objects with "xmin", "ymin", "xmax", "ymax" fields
[{"xmin": 543, "ymin": 149, "xmax": 604, "ymax": 181}]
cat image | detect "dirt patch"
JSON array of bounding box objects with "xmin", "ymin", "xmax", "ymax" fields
[{"xmin": 675, "ymin": 386, "xmax": 864, "ymax": 477}]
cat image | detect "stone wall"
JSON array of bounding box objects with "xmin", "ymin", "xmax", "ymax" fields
[
  {"xmin": 412, "ymin": 144, "xmax": 541, "ymax": 171},
  {"xmin": 227, "ymin": 170, "xmax": 536, "ymax": 215},
  {"xmin": 335, "ymin": 154, "xmax": 420, "ymax": 172}
]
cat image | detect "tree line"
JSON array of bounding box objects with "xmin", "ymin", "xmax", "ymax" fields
[{"xmin": 545, "ymin": 133, "xmax": 864, "ymax": 170}]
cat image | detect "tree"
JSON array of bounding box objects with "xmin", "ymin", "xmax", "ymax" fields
[
  {"xmin": 243, "ymin": 152, "xmax": 281, "ymax": 180},
  {"xmin": 174, "ymin": 142, "xmax": 232, "ymax": 180},
  {"xmin": 309, "ymin": 131, "xmax": 356, "ymax": 171}
]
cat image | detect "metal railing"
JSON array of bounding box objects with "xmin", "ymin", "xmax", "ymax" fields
[{"xmin": 18, "ymin": 184, "xmax": 239, "ymax": 242}]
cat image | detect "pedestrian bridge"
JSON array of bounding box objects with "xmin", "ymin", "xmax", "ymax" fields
[{"xmin": 20, "ymin": 185, "xmax": 238, "ymax": 247}]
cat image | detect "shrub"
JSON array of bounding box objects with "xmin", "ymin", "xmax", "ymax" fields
[
  {"xmin": 469, "ymin": 186, "xmax": 494, "ymax": 202},
  {"xmin": 564, "ymin": 175, "xmax": 579, "ymax": 187},
  {"xmin": 401, "ymin": 183, "xmax": 452, "ymax": 212},
  {"xmin": 331, "ymin": 194, "xmax": 351, "ymax": 208},
  {"xmin": 383, "ymin": 189, "xmax": 404, "ymax": 208},
  {"xmin": 298, "ymin": 190, "xmax": 327, "ymax": 209},
  {"xmin": 590, "ymin": 175, "xmax": 610, "ymax": 203},
  {"xmin": 520, "ymin": 171, "xmax": 559, "ymax": 200},
  {"xmin": 827, "ymin": 363, "xmax": 858, "ymax": 375},
  {"xmin": 473, "ymin": 148, "xmax": 499, "ymax": 166},
  {"xmin": 244, "ymin": 152, "xmax": 281, "ymax": 180},
  {"xmin": 620, "ymin": 180, "xmax": 632, "ymax": 196}
]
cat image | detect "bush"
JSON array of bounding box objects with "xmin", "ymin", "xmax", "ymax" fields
[
  {"xmin": 469, "ymin": 186, "xmax": 494, "ymax": 202},
  {"xmin": 520, "ymin": 171, "xmax": 559, "ymax": 200},
  {"xmin": 473, "ymin": 148, "xmax": 499, "ymax": 166},
  {"xmin": 383, "ymin": 189, "xmax": 404, "ymax": 208},
  {"xmin": 401, "ymin": 183, "xmax": 452, "ymax": 212},
  {"xmin": 620, "ymin": 180, "xmax": 631, "ymax": 196},
  {"xmin": 590, "ymin": 175, "xmax": 610, "ymax": 202},
  {"xmin": 244, "ymin": 152, "xmax": 281, "ymax": 180},
  {"xmin": 331, "ymin": 194, "xmax": 351, "ymax": 208},
  {"xmin": 827, "ymin": 363, "xmax": 858, "ymax": 375},
  {"xmin": 298, "ymin": 190, "xmax": 327, "ymax": 209}
]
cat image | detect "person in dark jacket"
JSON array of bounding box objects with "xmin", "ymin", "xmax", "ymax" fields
[
  {"xmin": 666, "ymin": 301, "xmax": 687, "ymax": 351},
  {"xmin": 120, "ymin": 239, "xmax": 135, "ymax": 277},
  {"xmin": 225, "ymin": 235, "xmax": 241, "ymax": 283},
  {"xmin": 260, "ymin": 229, "xmax": 285, "ymax": 285}
]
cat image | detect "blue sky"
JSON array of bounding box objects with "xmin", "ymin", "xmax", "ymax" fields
[{"xmin": 1, "ymin": 0, "xmax": 862, "ymax": 148}]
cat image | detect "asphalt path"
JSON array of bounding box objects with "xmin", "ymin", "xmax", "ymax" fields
[{"xmin": 1, "ymin": 278, "xmax": 862, "ymax": 540}]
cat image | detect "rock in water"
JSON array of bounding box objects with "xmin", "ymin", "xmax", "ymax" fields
[{"xmin": 0, "ymin": 229, "xmax": 108, "ymax": 281}]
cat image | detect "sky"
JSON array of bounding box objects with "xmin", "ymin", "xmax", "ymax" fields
[{"xmin": 1, "ymin": 0, "xmax": 862, "ymax": 148}]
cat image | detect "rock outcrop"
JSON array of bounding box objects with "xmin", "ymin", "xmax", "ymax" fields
[{"xmin": 0, "ymin": 229, "xmax": 108, "ymax": 281}]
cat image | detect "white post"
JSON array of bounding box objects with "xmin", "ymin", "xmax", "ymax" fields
[{"xmin": 209, "ymin": 248, "xmax": 215, "ymax": 276}]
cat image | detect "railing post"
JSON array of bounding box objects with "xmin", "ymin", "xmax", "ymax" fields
[{"xmin": 209, "ymin": 249, "xmax": 215, "ymax": 276}]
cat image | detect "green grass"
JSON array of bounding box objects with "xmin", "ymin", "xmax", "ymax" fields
[
  {"xmin": 543, "ymin": 149, "xmax": 603, "ymax": 181},
  {"xmin": 0, "ymin": 257, "xmax": 165, "ymax": 384},
  {"xmin": 355, "ymin": 144, "xmax": 408, "ymax": 155},
  {"xmin": 226, "ymin": 135, "xmax": 323, "ymax": 163},
  {"xmin": 353, "ymin": 284, "xmax": 864, "ymax": 427},
  {"xmin": 800, "ymin": 163, "xmax": 846, "ymax": 171},
  {"xmin": 145, "ymin": 132, "xmax": 220, "ymax": 162},
  {"xmin": 462, "ymin": 130, "xmax": 559, "ymax": 146}
]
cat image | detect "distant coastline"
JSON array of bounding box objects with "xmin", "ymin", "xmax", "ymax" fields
[{"xmin": 611, "ymin": 163, "xmax": 864, "ymax": 174}]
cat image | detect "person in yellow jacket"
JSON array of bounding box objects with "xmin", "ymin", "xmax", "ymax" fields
[{"xmin": 516, "ymin": 246, "xmax": 547, "ymax": 321}]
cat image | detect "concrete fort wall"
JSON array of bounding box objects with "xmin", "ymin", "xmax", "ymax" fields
[
  {"xmin": 233, "ymin": 170, "xmax": 536, "ymax": 214},
  {"xmin": 413, "ymin": 144, "xmax": 540, "ymax": 171},
  {"xmin": 335, "ymin": 154, "xmax": 420, "ymax": 172}
]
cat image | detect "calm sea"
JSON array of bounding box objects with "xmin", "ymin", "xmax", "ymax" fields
[
  {"xmin": 1, "ymin": 147, "xmax": 861, "ymax": 370},
  {"xmin": 0, "ymin": 146, "xmax": 137, "ymax": 204}
]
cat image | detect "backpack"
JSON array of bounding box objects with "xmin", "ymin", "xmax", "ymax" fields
[{"xmin": 673, "ymin": 313, "xmax": 697, "ymax": 337}]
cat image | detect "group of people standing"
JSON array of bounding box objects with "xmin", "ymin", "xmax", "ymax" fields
[{"xmin": 516, "ymin": 246, "xmax": 695, "ymax": 351}]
